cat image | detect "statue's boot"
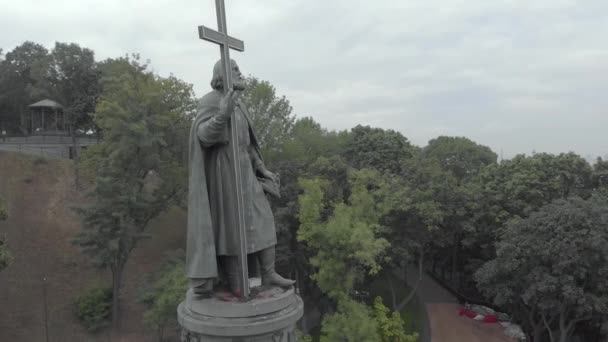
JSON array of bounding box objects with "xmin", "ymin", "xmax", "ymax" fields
[
  {"xmin": 258, "ymin": 246, "xmax": 295, "ymax": 288},
  {"xmin": 191, "ymin": 278, "xmax": 213, "ymax": 297},
  {"xmin": 224, "ymin": 255, "xmax": 242, "ymax": 296}
]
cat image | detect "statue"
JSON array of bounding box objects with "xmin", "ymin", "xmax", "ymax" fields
[{"xmin": 186, "ymin": 59, "xmax": 295, "ymax": 297}]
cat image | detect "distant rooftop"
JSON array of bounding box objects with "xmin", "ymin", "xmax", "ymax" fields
[{"xmin": 28, "ymin": 99, "xmax": 63, "ymax": 109}]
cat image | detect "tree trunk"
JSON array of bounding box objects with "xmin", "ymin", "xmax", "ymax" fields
[
  {"xmin": 70, "ymin": 124, "xmax": 80, "ymax": 187},
  {"xmin": 557, "ymin": 311, "xmax": 571, "ymax": 342},
  {"xmin": 396, "ymin": 250, "xmax": 424, "ymax": 312},
  {"xmin": 387, "ymin": 273, "xmax": 397, "ymax": 311},
  {"xmin": 296, "ymin": 267, "xmax": 309, "ymax": 334},
  {"xmin": 531, "ymin": 324, "xmax": 544, "ymax": 342},
  {"xmin": 111, "ymin": 263, "xmax": 124, "ymax": 333},
  {"xmin": 451, "ymin": 234, "xmax": 459, "ymax": 284}
]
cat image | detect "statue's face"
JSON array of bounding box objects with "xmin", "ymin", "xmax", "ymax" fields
[{"xmin": 231, "ymin": 61, "xmax": 246, "ymax": 90}]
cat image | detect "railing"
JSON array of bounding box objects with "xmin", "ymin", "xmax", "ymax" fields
[
  {"xmin": 0, "ymin": 144, "xmax": 72, "ymax": 159},
  {"xmin": 0, "ymin": 136, "xmax": 98, "ymax": 160}
]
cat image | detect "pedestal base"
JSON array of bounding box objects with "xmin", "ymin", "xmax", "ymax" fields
[{"xmin": 178, "ymin": 287, "xmax": 304, "ymax": 342}]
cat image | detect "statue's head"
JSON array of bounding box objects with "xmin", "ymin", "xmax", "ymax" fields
[{"xmin": 210, "ymin": 59, "xmax": 245, "ymax": 91}]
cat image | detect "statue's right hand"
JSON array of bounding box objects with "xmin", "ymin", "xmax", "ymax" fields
[{"xmin": 219, "ymin": 89, "xmax": 239, "ymax": 118}]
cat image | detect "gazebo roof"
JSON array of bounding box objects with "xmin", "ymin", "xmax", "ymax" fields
[{"xmin": 28, "ymin": 99, "xmax": 64, "ymax": 109}]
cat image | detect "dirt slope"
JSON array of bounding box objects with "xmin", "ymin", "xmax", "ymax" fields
[{"xmin": 0, "ymin": 151, "xmax": 186, "ymax": 342}]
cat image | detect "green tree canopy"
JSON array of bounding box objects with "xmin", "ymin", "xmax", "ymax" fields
[
  {"xmin": 298, "ymin": 169, "xmax": 418, "ymax": 341},
  {"xmin": 0, "ymin": 41, "xmax": 52, "ymax": 132},
  {"xmin": 240, "ymin": 76, "xmax": 295, "ymax": 159},
  {"xmin": 422, "ymin": 136, "xmax": 497, "ymax": 182},
  {"xmin": 48, "ymin": 42, "xmax": 101, "ymax": 134},
  {"xmin": 75, "ymin": 56, "xmax": 194, "ymax": 331},
  {"xmin": 0, "ymin": 197, "xmax": 10, "ymax": 271},
  {"xmin": 475, "ymin": 195, "xmax": 608, "ymax": 342},
  {"xmin": 344, "ymin": 125, "xmax": 414, "ymax": 174}
]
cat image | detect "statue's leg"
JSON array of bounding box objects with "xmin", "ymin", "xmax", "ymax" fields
[
  {"xmin": 190, "ymin": 278, "xmax": 213, "ymax": 296},
  {"xmin": 219, "ymin": 255, "xmax": 240, "ymax": 294},
  {"xmin": 258, "ymin": 246, "xmax": 296, "ymax": 288}
]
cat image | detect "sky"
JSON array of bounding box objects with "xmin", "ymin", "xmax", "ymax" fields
[{"xmin": 1, "ymin": 0, "xmax": 606, "ymax": 159}]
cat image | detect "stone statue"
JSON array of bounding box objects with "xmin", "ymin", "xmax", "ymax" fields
[{"xmin": 186, "ymin": 59, "xmax": 295, "ymax": 296}]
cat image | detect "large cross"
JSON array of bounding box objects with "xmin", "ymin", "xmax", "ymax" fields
[{"xmin": 199, "ymin": 0, "xmax": 250, "ymax": 299}]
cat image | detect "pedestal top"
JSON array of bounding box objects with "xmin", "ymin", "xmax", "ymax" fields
[
  {"xmin": 178, "ymin": 286, "xmax": 304, "ymax": 338},
  {"xmin": 187, "ymin": 286, "xmax": 297, "ymax": 318}
]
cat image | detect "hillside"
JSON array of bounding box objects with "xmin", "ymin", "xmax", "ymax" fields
[{"xmin": 0, "ymin": 151, "xmax": 186, "ymax": 341}]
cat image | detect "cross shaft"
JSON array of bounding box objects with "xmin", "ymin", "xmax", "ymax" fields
[{"xmin": 198, "ymin": 0, "xmax": 249, "ymax": 299}]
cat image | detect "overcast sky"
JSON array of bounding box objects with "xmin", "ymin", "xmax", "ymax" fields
[{"xmin": 1, "ymin": 0, "xmax": 606, "ymax": 159}]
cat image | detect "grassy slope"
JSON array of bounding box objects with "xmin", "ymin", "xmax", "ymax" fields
[{"xmin": 0, "ymin": 151, "xmax": 186, "ymax": 342}]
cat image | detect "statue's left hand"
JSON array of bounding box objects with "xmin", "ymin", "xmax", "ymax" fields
[{"xmin": 262, "ymin": 170, "xmax": 280, "ymax": 186}]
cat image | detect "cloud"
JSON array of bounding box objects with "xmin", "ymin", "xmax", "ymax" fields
[{"xmin": 0, "ymin": 0, "xmax": 606, "ymax": 158}]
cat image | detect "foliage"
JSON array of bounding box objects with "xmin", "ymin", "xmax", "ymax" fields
[
  {"xmin": 0, "ymin": 197, "xmax": 11, "ymax": 271},
  {"xmin": 477, "ymin": 152, "xmax": 593, "ymax": 223},
  {"xmin": 296, "ymin": 330, "xmax": 313, "ymax": 342},
  {"xmin": 343, "ymin": 125, "xmax": 414, "ymax": 174},
  {"xmin": 241, "ymin": 76, "xmax": 295, "ymax": 159},
  {"xmin": 48, "ymin": 42, "xmax": 101, "ymax": 134},
  {"xmin": 319, "ymin": 297, "xmax": 418, "ymax": 342},
  {"xmin": 319, "ymin": 298, "xmax": 380, "ymax": 342},
  {"xmin": 74, "ymin": 55, "xmax": 193, "ymax": 329},
  {"xmin": 373, "ymin": 297, "xmax": 419, "ymax": 342},
  {"xmin": 475, "ymin": 195, "xmax": 608, "ymax": 342},
  {"xmin": 0, "ymin": 41, "xmax": 52, "ymax": 132},
  {"xmin": 422, "ymin": 136, "xmax": 497, "ymax": 182},
  {"xmin": 73, "ymin": 286, "xmax": 112, "ymax": 332},
  {"xmin": 593, "ymin": 157, "xmax": 608, "ymax": 189},
  {"xmin": 0, "ymin": 41, "xmax": 102, "ymax": 137},
  {"xmin": 298, "ymin": 169, "xmax": 418, "ymax": 341},
  {"xmin": 297, "ymin": 169, "xmax": 392, "ymax": 299},
  {"xmin": 139, "ymin": 251, "xmax": 188, "ymax": 341}
]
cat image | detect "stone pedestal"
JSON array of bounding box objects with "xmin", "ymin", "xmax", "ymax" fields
[{"xmin": 178, "ymin": 286, "xmax": 304, "ymax": 342}]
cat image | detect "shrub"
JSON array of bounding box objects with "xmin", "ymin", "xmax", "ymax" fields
[{"xmin": 73, "ymin": 286, "xmax": 112, "ymax": 332}]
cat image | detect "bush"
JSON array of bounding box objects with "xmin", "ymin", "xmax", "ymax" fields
[
  {"xmin": 0, "ymin": 237, "xmax": 11, "ymax": 271},
  {"xmin": 139, "ymin": 251, "xmax": 188, "ymax": 341},
  {"xmin": 73, "ymin": 286, "xmax": 112, "ymax": 332}
]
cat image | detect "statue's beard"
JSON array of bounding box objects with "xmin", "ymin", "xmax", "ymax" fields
[{"xmin": 232, "ymin": 78, "xmax": 246, "ymax": 91}]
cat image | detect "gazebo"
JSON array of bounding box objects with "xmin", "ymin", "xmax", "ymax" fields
[{"xmin": 26, "ymin": 99, "xmax": 66, "ymax": 135}]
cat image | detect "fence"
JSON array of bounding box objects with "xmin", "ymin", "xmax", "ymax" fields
[{"xmin": 0, "ymin": 136, "xmax": 98, "ymax": 160}]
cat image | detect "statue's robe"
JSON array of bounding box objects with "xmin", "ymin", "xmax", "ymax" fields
[{"xmin": 186, "ymin": 90, "xmax": 277, "ymax": 280}]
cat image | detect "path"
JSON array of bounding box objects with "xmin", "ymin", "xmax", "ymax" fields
[{"xmin": 402, "ymin": 265, "xmax": 515, "ymax": 342}]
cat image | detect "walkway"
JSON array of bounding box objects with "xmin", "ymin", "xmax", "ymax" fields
[{"xmin": 402, "ymin": 265, "xmax": 514, "ymax": 342}]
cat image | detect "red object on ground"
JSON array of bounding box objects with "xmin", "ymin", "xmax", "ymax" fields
[
  {"xmin": 458, "ymin": 308, "xmax": 478, "ymax": 319},
  {"xmin": 483, "ymin": 315, "xmax": 498, "ymax": 323}
]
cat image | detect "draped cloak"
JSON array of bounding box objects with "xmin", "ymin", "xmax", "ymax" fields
[{"xmin": 186, "ymin": 90, "xmax": 277, "ymax": 280}]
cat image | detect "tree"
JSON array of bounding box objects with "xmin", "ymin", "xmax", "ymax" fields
[
  {"xmin": 466, "ymin": 152, "xmax": 595, "ymax": 269},
  {"xmin": 48, "ymin": 42, "xmax": 101, "ymax": 135},
  {"xmin": 139, "ymin": 251, "xmax": 188, "ymax": 341},
  {"xmin": 0, "ymin": 41, "xmax": 52, "ymax": 133},
  {"xmin": 297, "ymin": 170, "xmax": 390, "ymax": 300},
  {"xmin": 298, "ymin": 170, "xmax": 418, "ymax": 341},
  {"xmin": 0, "ymin": 197, "xmax": 11, "ymax": 271},
  {"xmin": 240, "ymin": 76, "xmax": 295, "ymax": 160},
  {"xmin": 475, "ymin": 195, "xmax": 608, "ymax": 342},
  {"xmin": 399, "ymin": 151, "xmax": 478, "ymax": 288},
  {"xmin": 281, "ymin": 116, "xmax": 349, "ymax": 163},
  {"xmin": 47, "ymin": 42, "xmax": 101, "ymax": 185},
  {"xmin": 422, "ymin": 136, "xmax": 497, "ymax": 183},
  {"xmin": 343, "ymin": 125, "xmax": 414, "ymax": 175},
  {"xmin": 75, "ymin": 56, "xmax": 194, "ymax": 331},
  {"xmin": 373, "ymin": 297, "xmax": 419, "ymax": 342},
  {"xmin": 593, "ymin": 157, "xmax": 608, "ymax": 190}
]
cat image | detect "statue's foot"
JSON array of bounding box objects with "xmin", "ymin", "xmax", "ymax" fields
[
  {"xmin": 262, "ymin": 272, "xmax": 295, "ymax": 288},
  {"xmin": 192, "ymin": 279, "xmax": 214, "ymax": 297}
]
